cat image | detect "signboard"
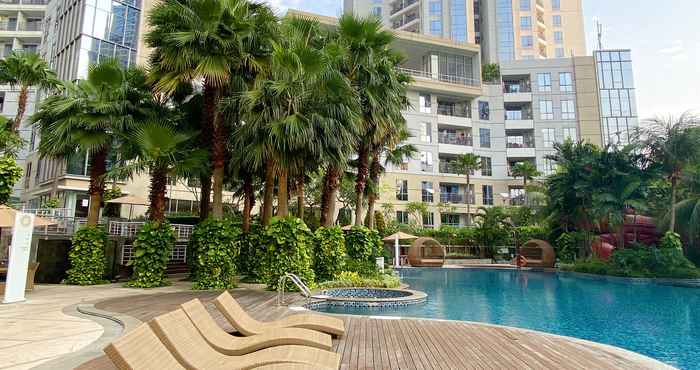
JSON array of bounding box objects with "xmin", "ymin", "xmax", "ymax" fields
[{"xmin": 3, "ymin": 212, "xmax": 34, "ymax": 304}]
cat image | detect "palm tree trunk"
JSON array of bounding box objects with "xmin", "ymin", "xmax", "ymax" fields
[
  {"xmin": 366, "ymin": 149, "xmax": 381, "ymax": 229},
  {"xmin": 277, "ymin": 168, "xmax": 289, "ymax": 217},
  {"xmin": 12, "ymin": 86, "xmax": 28, "ymax": 131},
  {"xmin": 262, "ymin": 162, "xmax": 274, "ymax": 225},
  {"xmin": 87, "ymin": 148, "xmax": 108, "ymax": 226},
  {"xmin": 198, "ymin": 174, "xmax": 211, "ymax": 220},
  {"xmin": 670, "ymin": 176, "xmax": 678, "ymax": 233},
  {"xmin": 354, "ymin": 144, "xmax": 370, "ymax": 226},
  {"xmin": 466, "ymin": 173, "xmax": 471, "ymax": 224},
  {"xmin": 203, "ymin": 80, "xmax": 225, "ymax": 219},
  {"xmin": 242, "ymin": 173, "xmax": 254, "ymax": 232},
  {"xmin": 320, "ymin": 166, "xmax": 340, "ymax": 227},
  {"xmin": 296, "ymin": 175, "xmax": 304, "ymax": 219},
  {"xmin": 148, "ymin": 165, "xmax": 168, "ymax": 222}
]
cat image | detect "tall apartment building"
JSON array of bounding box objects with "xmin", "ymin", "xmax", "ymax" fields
[
  {"xmin": 338, "ymin": 0, "xmax": 638, "ymax": 226},
  {"xmin": 0, "ymin": 0, "xmax": 48, "ymax": 200},
  {"xmin": 20, "ymin": 0, "xmax": 226, "ymax": 218}
]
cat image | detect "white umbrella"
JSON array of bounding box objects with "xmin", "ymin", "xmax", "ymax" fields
[{"xmin": 383, "ymin": 232, "xmax": 418, "ymax": 268}]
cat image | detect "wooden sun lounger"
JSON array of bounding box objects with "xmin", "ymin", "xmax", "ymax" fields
[
  {"xmin": 181, "ymin": 299, "xmax": 333, "ymax": 352},
  {"xmin": 103, "ymin": 322, "xmax": 329, "ymax": 370},
  {"xmin": 149, "ymin": 309, "xmax": 341, "ymax": 370},
  {"xmin": 214, "ymin": 291, "xmax": 345, "ymax": 337}
]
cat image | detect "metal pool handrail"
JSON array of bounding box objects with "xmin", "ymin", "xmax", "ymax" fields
[{"xmin": 277, "ymin": 273, "xmax": 329, "ymax": 306}]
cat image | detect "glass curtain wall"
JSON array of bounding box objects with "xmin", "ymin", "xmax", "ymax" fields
[
  {"xmin": 496, "ymin": 0, "xmax": 515, "ymax": 61},
  {"xmin": 595, "ymin": 50, "xmax": 638, "ymax": 146}
]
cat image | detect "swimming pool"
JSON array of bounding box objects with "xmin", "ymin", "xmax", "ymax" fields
[{"xmin": 311, "ymin": 268, "xmax": 700, "ymax": 369}]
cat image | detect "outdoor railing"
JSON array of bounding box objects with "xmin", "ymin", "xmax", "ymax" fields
[
  {"xmin": 505, "ymin": 110, "xmax": 533, "ymax": 120},
  {"xmin": 121, "ymin": 242, "xmax": 187, "ymax": 265},
  {"xmin": 439, "ymin": 162, "xmax": 456, "ymax": 174},
  {"xmin": 399, "ymin": 67, "xmax": 481, "ymax": 88},
  {"xmin": 0, "ymin": 21, "xmax": 42, "ymax": 31},
  {"xmin": 503, "ymin": 84, "xmax": 532, "ymax": 93},
  {"xmin": 0, "ymin": 0, "xmax": 48, "ymax": 4},
  {"xmin": 438, "ymin": 132, "xmax": 473, "ymax": 146},
  {"xmin": 437, "ymin": 104, "xmax": 470, "ymax": 118},
  {"xmin": 108, "ymin": 221, "xmax": 194, "ymax": 241},
  {"xmin": 30, "ymin": 216, "xmax": 194, "ymax": 241},
  {"xmin": 506, "ymin": 140, "xmax": 535, "ymax": 149},
  {"xmin": 440, "ymin": 193, "xmax": 465, "ymax": 204},
  {"xmin": 390, "ymin": 0, "xmax": 417, "ymax": 15}
]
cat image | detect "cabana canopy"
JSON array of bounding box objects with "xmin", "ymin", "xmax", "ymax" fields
[
  {"xmin": 0, "ymin": 205, "xmax": 56, "ymax": 228},
  {"xmin": 382, "ymin": 231, "xmax": 419, "ymax": 242}
]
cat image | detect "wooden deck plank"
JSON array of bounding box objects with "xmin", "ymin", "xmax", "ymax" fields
[{"xmin": 91, "ymin": 288, "xmax": 664, "ymax": 370}]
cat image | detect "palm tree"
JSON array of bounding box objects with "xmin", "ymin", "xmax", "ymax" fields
[
  {"xmin": 672, "ymin": 164, "xmax": 700, "ymax": 252},
  {"xmin": 639, "ymin": 113, "xmax": 700, "ymax": 233},
  {"xmin": 146, "ymin": 0, "xmax": 277, "ymax": 219},
  {"xmin": 511, "ymin": 161, "xmax": 540, "ymax": 188},
  {"xmin": 335, "ymin": 15, "xmax": 410, "ymax": 226},
  {"xmin": 31, "ymin": 60, "xmax": 146, "ymax": 225},
  {"xmin": 474, "ymin": 206, "xmax": 511, "ymax": 251},
  {"xmin": 117, "ymin": 123, "xmax": 206, "ymax": 221},
  {"xmin": 241, "ymin": 16, "xmax": 358, "ymax": 223},
  {"xmin": 0, "ymin": 52, "xmax": 61, "ymax": 131},
  {"xmin": 451, "ymin": 153, "xmax": 481, "ymax": 223}
]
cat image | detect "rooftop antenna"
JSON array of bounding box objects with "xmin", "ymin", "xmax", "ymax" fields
[{"xmin": 595, "ymin": 19, "xmax": 604, "ymax": 50}]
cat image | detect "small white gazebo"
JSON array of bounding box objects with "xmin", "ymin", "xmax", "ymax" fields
[{"xmin": 383, "ymin": 231, "xmax": 419, "ymax": 268}]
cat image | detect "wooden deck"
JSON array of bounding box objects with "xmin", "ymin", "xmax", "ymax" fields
[{"xmin": 81, "ymin": 288, "xmax": 663, "ymax": 370}]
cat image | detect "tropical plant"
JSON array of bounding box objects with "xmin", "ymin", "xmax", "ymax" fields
[
  {"xmin": 671, "ymin": 164, "xmax": 700, "ymax": 254},
  {"xmin": 313, "ymin": 226, "xmax": 346, "ymax": 281},
  {"xmin": 190, "ymin": 218, "xmax": 241, "ymax": 290},
  {"xmin": 511, "ymin": 161, "xmax": 540, "ymax": 188},
  {"xmin": 32, "ymin": 60, "xmax": 147, "ymax": 225},
  {"xmin": 405, "ymin": 201, "xmax": 429, "ymax": 225},
  {"xmin": 481, "ymin": 63, "xmax": 501, "ymax": 83},
  {"xmin": 0, "ymin": 156, "xmax": 22, "ymax": 204},
  {"xmin": 147, "ymin": 0, "xmax": 278, "ymax": 219},
  {"xmin": 65, "ymin": 226, "xmax": 108, "ymax": 285},
  {"xmin": 345, "ymin": 225, "xmax": 382, "ymax": 261},
  {"xmin": 473, "ymin": 206, "xmax": 511, "ymax": 249},
  {"xmin": 0, "ymin": 117, "xmax": 23, "ymax": 155},
  {"xmin": 258, "ymin": 217, "xmax": 315, "ymax": 290},
  {"xmin": 236, "ymin": 224, "xmax": 264, "ymax": 279},
  {"xmin": 0, "ymin": 51, "xmax": 61, "ymax": 130},
  {"xmin": 638, "ymin": 113, "xmax": 700, "ymax": 233},
  {"xmin": 126, "ymin": 221, "xmax": 175, "ymax": 288},
  {"xmin": 451, "ymin": 153, "xmax": 481, "ymax": 221},
  {"xmin": 659, "ymin": 231, "xmax": 683, "ymax": 250}
]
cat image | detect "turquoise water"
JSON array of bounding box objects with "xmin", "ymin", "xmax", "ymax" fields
[{"xmin": 312, "ymin": 268, "xmax": 700, "ymax": 369}]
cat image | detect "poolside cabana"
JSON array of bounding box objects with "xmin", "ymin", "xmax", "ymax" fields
[
  {"xmin": 407, "ymin": 237, "xmax": 446, "ymax": 267},
  {"xmin": 383, "ymin": 232, "xmax": 418, "ymax": 267}
]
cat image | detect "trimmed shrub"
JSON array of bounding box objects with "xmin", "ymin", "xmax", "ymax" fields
[
  {"xmin": 313, "ymin": 226, "xmax": 346, "ymax": 282},
  {"xmin": 514, "ymin": 225, "xmax": 550, "ymax": 245},
  {"xmin": 345, "ymin": 226, "xmax": 382, "ymax": 261},
  {"xmin": 190, "ymin": 218, "xmax": 241, "ymax": 290},
  {"xmin": 566, "ymin": 248, "xmax": 700, "ymax": 279},
  {"xmin": 374, "ymin": 211, "xmax": 386, "ymax": 236},
  {"xmin": 258, "ymin": 217, "xmax": 315, "ymax": 290},
  {"xmin": 659, "ymin": 231, "xmax": 683, "ymax": 250},
  {"xmin": 66, "ymin": 226, "xmax": 108, "ymax": 285},
  {"xmin": 0, "ymin": 155, "xmax": 22, "ymax": 204},
  {"xmin": 126, "ymin": 221, "xmax": 175, "ymax": 288},
  {"xmin": 317, "ymin": 271, "xmax": 400, "ymax": 289},
  {"xmin": 344, "ymin": 257, "xmax": 380, "ymax": 278},
  {"xmin": 555, "ymin": 232, "xmax": 581, "ymax": 263},
  {"xmin": 237, "ymin": 224, "xmax": 264, "ymax": 280}
]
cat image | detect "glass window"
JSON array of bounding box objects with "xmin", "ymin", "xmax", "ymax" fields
[
  {"xmin": 419, "ymin": 93, "xmax": 431, "ymax": 113},
  {"xmin": 562, "ymin": 127, "xmax": 577, "ymax": 142},
  {"xmin": 559, "ymin": 72, "xmax": 573, "ymax": 92},
  {"xmin": 554, "ymin": 31, "xmax": 563, "ymax": 44},
  {"xmin": 371, "ymin": 6, "xmax": 381, "ymax": 16},
  {"xmin": 479, "ymin": 128, "xmax": 491, "ymax": 148},
  {"xmin": 396, "ymin": 211, "xmax": 409, "ymax": 224},
  {"xmin": 422, "ymin": 181, "xmax": 434, "ymax": 203},
  {"xmin": 542, "ymin": 128, "xmax": 555, "ymax": 147},
  {"xmin": 519, "ymin": 0, "xmax": 530, "ymax": 11},
  {"xmin": 430, "ymin": 20, "xmax": 442, "ymax": 35},
  {"xmin": 481, "ymin": 157, "xmax": 492, "ymax": 176},
  {"xmin": 482, "ymin": 185, "xmax": 494, "ymax": 205},
  {"xmin": 561, "ymin": 100, "xmax": 575, "ymax": 119},
  {"xmin": 420, "ymin": 151, "xmax": 433, "ymax": 172},
  {"xmin": 396, "ymin": 180, "xmax": 408, "ymax": 201},
  {"xmin": 441, "ymin": 213, "xmax": 460, "ymax": 227},
  {"xmin": 552, "ymin": 0, "xmax": 560, "ymax": 10},
  {"xmin": 552, "ymin": 15, "xmax": 562, "ymax": 27},
  {"xmin": 496, "ymin": 0, "xmax": 515, "ymax": 61},
  {"xmin": 420, "ymin": 122, "xmax": 432, "ymax": 143},
  {"xmin": 429, "ymin": 1, "xmax": 442, "ymax": 15},
  {"xmin": 538, "ymin": 73, "xmax": 551, "ymax": 92},
  {"xmin": 541, "ymin": 158, "xmax": 555, "ymax": 175},
  {"xmin": 555, "ymin": 48, "xmax": 565, "ymax": 58},
  {"xmin": 478, "ymin": 101, "xmax": 490, "ymax": 120},
  {"xmin": 423, "ymin": 212, "xmax": 435, "ymax": 228},
  {"xmin": 109, "ymin": 2, "xmax": 126, "ymax": 44},
  {"xmin": 450, "ymin": 0, "xmax": 467, "ymax": 42},
  {"xmin": 539, "ymin": 100, "xmax": 553, "ymax": 120},
  {"xmin": 520, "ymin": 16, "xmax": 531, "ymax": 30},
  {"xmin": 521, "ymin": 36, "xmax": 533, "ymax": 48},
  {"xmin": 124, "ymin": 7, "xmax": 140, "ymax": 49}
]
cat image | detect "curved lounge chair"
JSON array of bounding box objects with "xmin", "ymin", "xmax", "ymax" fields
[
  {"xmin": 214, "ymin": 291, "xmax": 345, "ymax": 337},
  {"xmin": 149, "ymin": 309, "xmax": 340, "ymax": 370},
  {"xmin": 180, "ymin": 298, "xmax": 332, "ymax": 352},
  {"xmin": 104, "ymin": 324, "xmax": 321, "ymax": 370}
]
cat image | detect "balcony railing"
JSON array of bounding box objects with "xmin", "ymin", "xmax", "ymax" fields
[
  {"xmin": 503, "ymin": 83, "xmax": 532, "ymax": 93},
  {"xmin": 438, "ymin": 132, "xmax": 473, "ymax": 146},
  {"xmin": 506, "ymin": 139, "xmax": 535, "ymax": 149},
  {"xmin": 421, "ymin": 163, "xmax": 434, "ymax": 172},
  {"xmin": 505, "ymin": 110, "xmax": 533, "ymax": 120},
  {"xmin": 0, "ymin": 0, "xmax": 48, "ymax": 3},
  {"xmin": 437, "ymin": 104, "xmax": 471, "ymax": 118},
  {"xmin": 390, "ymin": 0, "xmax": 418, "ymax": 15},
  {"xmin": 0, "ymin": 21, "xmax": 42, "ymax": 31},
  {"xmin": 439, "ymin": 162, "xmax": 456, "ymax": 174},
  {"xmin": 440, "ymin": 193, "xmax": 465, "ymax": 204},
  {"xmin": 399, "ymin": 67, "xmax": 481, "ymax": 88}
]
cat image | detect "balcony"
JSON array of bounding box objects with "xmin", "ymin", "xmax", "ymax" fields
[
  {"xmin": 390, "ymin": 0, "xmax": 418, "ymax": 16},
  {"xmin": 399, "ymin": 67, "xmax": 481, "ymax": 97},
  {"xmin": 0, "ymin": 0, "xmax": 48, "ymax": 4},
  {"xmin": 0, "ymin": 21, "xmax": 42, "ymax": 33},
  {"xmin": 438, "ymin": 131, "xmax": 473, "ymax": 146},
  {"xmin": 392, "ymin": 12, "xmax": 419, "ymax": 29},
  {"xmin": 440, "ymin": 193, "xmax": 465, "ymax": 204},
  {"xmin": 421, "ymin": 163, "xmax": 434, "ymax": 172},
  {"xmin": 437, "ymin": 102, "xmax": 470, "ymax": 118}
]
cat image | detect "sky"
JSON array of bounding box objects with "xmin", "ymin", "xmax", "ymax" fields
[{"xmin": 264, "ymin": 0, "xmax": 700, "ymax": 119}]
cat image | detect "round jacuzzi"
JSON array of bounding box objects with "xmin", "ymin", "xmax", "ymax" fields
[{"xmin": 305, "ymin": 288, "xmax": 427, "ymax": 309}]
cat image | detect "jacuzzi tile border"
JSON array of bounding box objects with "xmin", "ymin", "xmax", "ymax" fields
[{"xmin": 304, "ymin": 288, "xmax": 427, "ymax": 309}]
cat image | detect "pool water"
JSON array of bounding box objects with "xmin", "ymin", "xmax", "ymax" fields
[{"xmin": 312, "ymin": 268, "xmax": 700, "ymax": 369}]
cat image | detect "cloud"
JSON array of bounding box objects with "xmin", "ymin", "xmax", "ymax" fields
[
  {"xmin": 261, "ymin": 0, "xmax": 303, "ymax": 13},
  {"xmin": 658, "ymin": 40, "xmax": 685, "ymax": 55}
]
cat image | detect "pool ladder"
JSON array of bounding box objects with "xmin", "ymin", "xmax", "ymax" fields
[{"xmin": 277, "ymin": 273, "xmax": 329, "ymax": 306}]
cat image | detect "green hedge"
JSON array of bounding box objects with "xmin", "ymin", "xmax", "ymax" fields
[
  {"xmin": 126, "ymin": 221, "xmax": 174, "ymax": 288},
  {"xmin": 345, "ymin": 226, "xmax": 382, "ymax": 261},
  {"xmin": 564, "ymin": 247, "xmax": 700, "ymax": 279},
  {"xmin": 66, "ymin": 226, "xmax": 108, "ymax": 285},
  {"xmin": 190, "ymin": 218, "xmax": 241, "ymax": 290},
  {"xmin": 313, "ymin": 226, "xmax": 346, "ymax": 281},
  {"xmin": 317, "ymin": 271, "xmax": 400, "ymax": 289},
  {"xmin": 0, "ymin": 155, "xmax": 22, "ymax": 204},
  {"xmin": 258, "ymin": 217, "xmax": 315, "ymax": 290},
  {"xmin": 237, "ymin": 225, "xmax": 264, "ymax": 280}
]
